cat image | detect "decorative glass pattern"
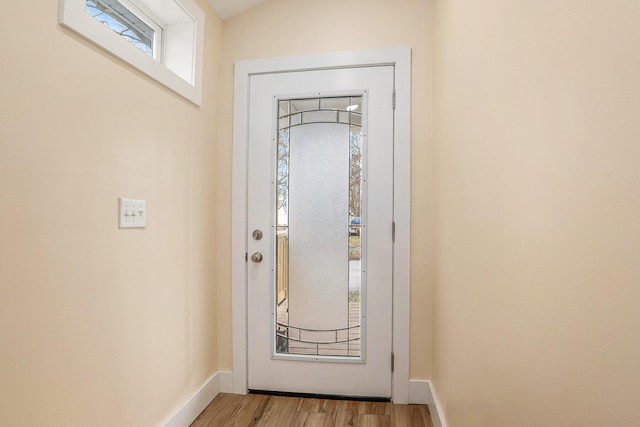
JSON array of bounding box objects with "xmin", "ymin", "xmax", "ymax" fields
[{"xmin": 275, "ymin": 96, "xmax": 364, "ymax": 358}]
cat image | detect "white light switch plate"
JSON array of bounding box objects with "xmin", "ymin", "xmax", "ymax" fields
[{"xmin": 119, "ymin": 198, "xmax": 146, "ymax": 228}]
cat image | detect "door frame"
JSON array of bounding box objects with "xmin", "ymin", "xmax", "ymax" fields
[{"xmin": 231, "ymin": 47, "xmax": 412, "ymax": 403}]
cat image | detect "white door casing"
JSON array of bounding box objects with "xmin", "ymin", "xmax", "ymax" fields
[
  {"xmin": 247, "ymin": 67, "xmax": 393, "ymax": 397},
  {"xmin": 231, "ymin": 48, "xmax": 412, "ymax": 403}
]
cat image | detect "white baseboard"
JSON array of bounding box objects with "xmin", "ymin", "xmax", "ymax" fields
[
  {"xmin": 162, "ymin": 371, "xmax": 227, "ymax": 427},
  {"xmin": 408, "ymin": 379, "xmax": 431, "ymax": 404},
  {"xmin": 408, "ymin": 380, "xmax": 447, "ymax": 427},
  {"xmin": 219, "ymin": 371, "xmax": 234, "ymax": 393},
  {"xmin": 426, "ymin": 380, "xmax": 447, "ymax": 427}
]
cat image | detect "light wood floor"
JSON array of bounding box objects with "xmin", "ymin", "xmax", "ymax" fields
[{"xmin": 190, "ymin": 393, "xmax": 434, "ymax": 427}]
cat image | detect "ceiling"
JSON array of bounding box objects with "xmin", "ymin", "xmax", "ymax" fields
[{"xmin": 207, "ymin": 0, "xmax": 270, "ymax": 20}]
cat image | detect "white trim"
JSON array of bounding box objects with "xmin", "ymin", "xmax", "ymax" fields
[
  {"xmin": 231, "ymin": 47, "xmax": 412, "ymax": 402},
  {"xmin": 161, "ymin": 371, "xmax": 222, "ymax": 427},
  {"xmin": 427, "ymin": 380, "xmax": 448, "ymax": 427},
  {"xmin": 219, "ymin": 370, "xmax": 234, "ymax": 393},
  {"xmin": 392, "ymin": 47, "xmax": 412, "ymax": 405},
  {"xmin": 58, "ymin": 0, "xmax": 204, "ymax": 105},
  {"xmin": 408, "ymin": 379, "xmax": 431, "ymax": 405}
]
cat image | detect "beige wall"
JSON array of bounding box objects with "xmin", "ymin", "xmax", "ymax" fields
[
  {"xmin": 7, "ymin": 0, "xmax": 636, "ymax": 424},
  {"xmin": 0, "ymin": 1, "xmax": 222, "ymax": 426},
  {"xmin": 433, "ymin": 0, "xmax": 640, "ymax": 426},
  {"xmin": 216, "ymin": 0, "xmax": 434, "ymax": 379}
]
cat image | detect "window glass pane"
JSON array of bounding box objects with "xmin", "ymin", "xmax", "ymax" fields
[
  {"xmin": 291, "ymin": 98, "xmax": 319, "ymax": 113},
  {"xmin": 290, "ymin": 113, "xmax": 302, "ymax": 127},
  {"xmin": 350, "ymin": 112, "xmax": 362, "ymax": 127},
  {"xmin": 276, "ymin": 95, "xmax": 364, "ymax": 359},
  {"xmin": 320, "ymin": 97, "xmax": 350, "ymax": 111},
  {"xmin": 86, "ymin": 0, "xmax": 154, "ymax": 57},
  {"xmin": 278, "ymin": 116, "xmax": 289, "ymax": 130},
  {"xmin": 276, "ymin": 130, "xmax": 289, "ymax": 228},
  {"xmin": 302, "ymin": 110, "xmax": 339, "ymax": 124},
  {"xmin": 278, "ymin": 100, "xmax": 290, "ymax": 118},
  {"xmin": 348, "ymin": 125, "xmax": 363, "ymax": 359},
  {"xmin": 349, "ymin": 97, "xmax": 363, "ymax": 113}
]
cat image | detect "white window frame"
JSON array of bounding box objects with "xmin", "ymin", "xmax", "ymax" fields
[
  {"xmin": 59, "ymin": 0, "xmax": 205, "ymax": 105},
  {"xmin": 118, "ymin": 0, "xmax": 165, "ymax": 61}
]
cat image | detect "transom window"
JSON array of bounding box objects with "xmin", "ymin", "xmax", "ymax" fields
[
  {"xmin": 85, "ymin": 0, "xmax": 163, "ymax": 59},
  {"xmin": 59, "ymin": 0, "xmax": 205, "ymax": 105}
]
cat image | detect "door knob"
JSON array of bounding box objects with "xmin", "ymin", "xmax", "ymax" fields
[{"xmin": 251, "ymin": 252, "xmax": 263, "ymax": 263}]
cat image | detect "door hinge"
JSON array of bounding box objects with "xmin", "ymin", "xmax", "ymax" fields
[
  {"xmin": 391, "ymin": 353, "xmax": 395, "ymax": 372},
  {"xmin": 245, "ymin": 252, "xmax": 248, "ymax": 262},
  {"xmin": 392, "ymin": 221, "xmax": 396, "ymax": 242},
  {"xmin": 392, "ymin": 89, "xmax": 396, "ymax": 109}
]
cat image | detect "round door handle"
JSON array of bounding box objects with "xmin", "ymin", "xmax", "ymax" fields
[{"xmin": 251, "ymin": 252, "xmax": 264, "ymax": 263}]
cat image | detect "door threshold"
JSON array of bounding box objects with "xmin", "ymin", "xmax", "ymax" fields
[{"xmin": 248, "ymin": 389, "xmax": 391, "ymax": 402}]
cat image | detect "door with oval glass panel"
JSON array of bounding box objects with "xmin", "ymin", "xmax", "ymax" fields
[{"xmin": 247, "ymin": 66, "xmax": 394, "ymax": 398}]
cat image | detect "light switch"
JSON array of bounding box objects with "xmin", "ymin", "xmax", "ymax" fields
[{"xmin": 119, "ymin": 198, "xmax": 146, "ymax": 228}]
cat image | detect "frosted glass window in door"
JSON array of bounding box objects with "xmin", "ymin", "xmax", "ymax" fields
[{"xmin": 275, "ymin": 96, "xmax": 364, "ymax": 358}]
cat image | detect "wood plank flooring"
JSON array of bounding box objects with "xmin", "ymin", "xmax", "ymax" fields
[{"xmin": 190, "ymin": 393, "xmax": 434, "ymax": 427}]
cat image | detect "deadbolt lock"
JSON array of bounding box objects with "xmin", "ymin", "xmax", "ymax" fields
[{"xmin": 252, "ymin": 229, "xmax": 263, "ymax": 240}]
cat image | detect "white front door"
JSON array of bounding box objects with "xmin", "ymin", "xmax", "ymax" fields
[{"xmin": 246, "ymin": 66, "xmax": 394, "ymax": 398}]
